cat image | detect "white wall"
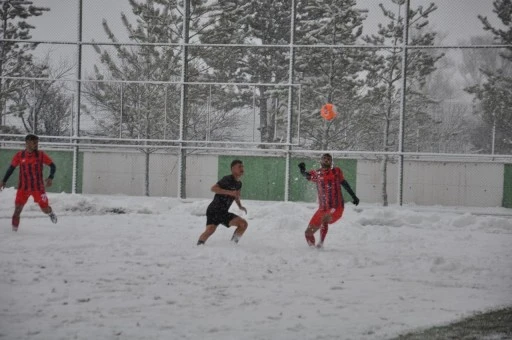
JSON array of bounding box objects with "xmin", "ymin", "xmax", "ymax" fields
[
  {"xmin": 356, "ymin": 159, "xmax": 398, "ymax": 204},
  {"xmin": 403, "ymin": 161, "xmax": 503, "ymax": 207},
  {"xmin": 83, "ymin": 152, "xmax": 178, "ymax": 196},
  {"xmin": 357, "ymin": 160, "xmax": 504, "ymax": 207},
  {"xmin": 82, "ymin": 151, "xmax": 218, "ymax": 198},
  {"xmin": 148, "ymin": 153, "xmax": 180, "ymax": 197},
  {"xmin": 185, "ymin": 154, "xmax": 218, "ymax": 199},
  {"xmin": 83, "ymin": 152, "xmax": 504, "ymax": 207}
]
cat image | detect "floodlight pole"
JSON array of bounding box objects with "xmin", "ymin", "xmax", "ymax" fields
[
  {"xmin": 397, "ymin": 0, "xmax": 410, "ymax": 206},
  {"xmin": 178, "ymin": 0, "xmax": 190, "ymax": 199},
  {"xmin": 284, "ymin": 0, "xmax": 296, "ymax": 202},
  {"xmin": 71, "ymin": 0, "xmax": 82, "ymax": 194},
  {"xmin": 0, "ymin": 1, "xmax": 7, "ymax": 126}
]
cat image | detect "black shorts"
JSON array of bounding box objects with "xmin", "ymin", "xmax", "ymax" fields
[{"xmin": 206, "ymin": 209, "xmax": 239, "ymax": 227}]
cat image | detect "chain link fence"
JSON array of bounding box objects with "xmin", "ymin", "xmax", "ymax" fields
[{"xmin": 1, "ymin": 0, "xmax": 511, "ymax": 207}]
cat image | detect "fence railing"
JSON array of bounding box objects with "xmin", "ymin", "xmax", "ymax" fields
[{"xmin": 1, "ymin": 0, "xmax": 511, "ymax": 206}]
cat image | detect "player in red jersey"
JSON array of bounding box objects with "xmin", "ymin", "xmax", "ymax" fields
[
  {"xmin": 0, "ymin": 134, "xmax": 58, "ymax": 231},
  {"xmin": 299, "ymin": 153, "xmax": 359, "ymax": 248}
]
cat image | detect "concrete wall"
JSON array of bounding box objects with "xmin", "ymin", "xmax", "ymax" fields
[
  {"xmin": 357, "ymin": 159, "xmax": 398, "ymax": 204},
  {"xmin": 83, "ymin": 152, "xmax": 178, "ymax": 196},
  {"xmin": 81, "ymin": 151, "xmax": 506, "ymax": 207},
  {"xmin": 3, "ymin": 148, "xmax": 507, "ymax": 207},
  {"xmin": 186, "ymin": 154, "xmax": 218, "ymax": 199},
  {"xmin": 357, "ymin": 159, "xmax": 504, "ymax": 207},
  {"xmin": 82, "ymin": 151, "xmax": 218, "ymax": 198}
]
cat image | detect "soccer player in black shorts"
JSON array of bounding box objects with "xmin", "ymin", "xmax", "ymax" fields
[{"xmin": 197, "ymin": 160, "xmax": 248, "ymax": 245}]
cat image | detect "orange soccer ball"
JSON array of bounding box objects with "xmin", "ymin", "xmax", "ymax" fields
[{"xmin": 320, "ymin": 103, "xmax": 337, "ymax": 121}]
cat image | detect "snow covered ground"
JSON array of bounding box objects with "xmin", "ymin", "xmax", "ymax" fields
[{"xmin": 1, "ymin": 188, "xmax": 511, "ymax": 340}]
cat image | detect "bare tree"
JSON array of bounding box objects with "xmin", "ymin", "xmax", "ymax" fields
[
  {"xmin": 9, "ymin": 52, "xmax": 74, "ymax": 135},
  {"xmin": 361, "ymin": 1, "xmax": 443, "ymax": 206},
  {"xmin": 0, "ymin": 0, "xmax": 49, "ymax": 127}
]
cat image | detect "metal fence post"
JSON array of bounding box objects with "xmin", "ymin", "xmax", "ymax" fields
[
  {"xmin": 284, "ymin": 0, "xmax": 296, "ymax": 202},
  {"xmin": 72, "ymin": 0, "xmax": 83, "ymax": 195},
  {"xmin": 397, "ymin": 0, "xmax": 410, "ymax": 206},
  {"xmin": 178, "ymin": 0, "xmax": 190, "ymax": 199}
]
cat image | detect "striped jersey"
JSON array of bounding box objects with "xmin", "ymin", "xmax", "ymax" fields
[
  {"xmin": 11, "ymin": 150, "xmax": 53, "ymax": 191},
  {"xmin": 308, "ymin": 167, "xmax": 345, "ymax": 210}
]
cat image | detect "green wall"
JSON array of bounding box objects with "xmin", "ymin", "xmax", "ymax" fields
[
  {"xmin": 218, "ymin": 155, "xmax": 357, "ymax": 202},
  {"xmin": 0, "ymin": 149, "xmax": 83, "ymax": 193},
  {"xmin": 218, "ymin": 156, "xmax": 286, "ymax": 201},
  {"xmin": 289, "ymin": 158, "xmax": 319, "ymax": 202},
  {"xmin": 504, "ymin": 164, "xmax": 512, "ymax": 208}
]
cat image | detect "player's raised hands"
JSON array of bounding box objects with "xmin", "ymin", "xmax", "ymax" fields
[
  {"xmin": 352, "ymin": 196, "xmax": 360, "ymax": 206},
  {"xmin": 230, "ymin": 189, "xmax": 241, "ymax": 199}
]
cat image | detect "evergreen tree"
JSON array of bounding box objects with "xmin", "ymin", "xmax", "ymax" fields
[
  {"xmin": 85, "ymin": 0, "xmax": 245, "ymax": 196},
  {"xmin": 200, "ymin": 0, "xmax": 292, "ymax": 144},
  {"xmin": 466, "ymin": 71, "xmax": 512, "ymax": 154},
  {"xmin": 459, "ymin": 36, "xmax": 512, "ymax": 87},
  {"xmin": 85, "ymin": 0, "xmax": 184, "ymax": 140},
  {"xmin": 422, "ymin": 53, "xmax": 474, "ymax": 154},
  {"xmin": 465, "ymin": 0, "xmax": 512, "ymax": 154},
  {"xmin": 84, "ymin": 0, "xmax": 240, "ymax": 142},
  {"xmin": 0, "ymin": 0, "xmax": 49, "ymax": 129},
  {"xmin": 361, "ymin": 0, "xmax": 443, "ymax": 205},
  {"xmin": 294, "ymin": 0, "xmax": 367, "ymax": 150}
]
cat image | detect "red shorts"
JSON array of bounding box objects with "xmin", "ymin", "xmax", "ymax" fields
[
  {"xmin": 15, "ymin": 190, "xmax": 50, "ymax": 209},
  {"xmin": 309, "ymin": 206, "xmax": 344, "ymax": 226}
]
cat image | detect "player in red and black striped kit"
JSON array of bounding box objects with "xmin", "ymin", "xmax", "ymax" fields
[
  {"xmin": 299, "ymin": 153, "xmax": 359, "ymax": 248},
  {"xmin": 0, "ymin": 134, "xmax": 58, "ymax": 231}
]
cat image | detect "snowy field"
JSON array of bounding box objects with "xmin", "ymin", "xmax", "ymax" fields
[{"xmin": 1, "ymin": 188, "xmax": 512, "ymax": 340}]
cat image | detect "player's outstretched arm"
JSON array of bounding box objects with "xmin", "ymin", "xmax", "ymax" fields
[
  {"xmin": 1, "ymin": 165, "xmax": 16, "ymax": 190},
  {"xmin": 45, "ymin": 162, "xmax": 56, "ymax": 187},
  {"xmin": 341, "ymin": 180, "xmax": 359, "ymax": 206},
  {"xmin": 298, "ymin": 162, "xmax": 311, "ymax": 180},
  {"xmin": 48, "ymin": 162, "xmax": 56, "ymax": 179},
  {"xmin": 235, "ymin": 198, "xmax": 247, "ymax": 214}
]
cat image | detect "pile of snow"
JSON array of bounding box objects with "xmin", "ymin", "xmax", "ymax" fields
[{"xmin": 1, "ymin": 188, "xmax": 511, "ymax": 340}]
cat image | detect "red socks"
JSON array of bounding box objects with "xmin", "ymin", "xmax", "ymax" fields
[
  {"xmin": 305, "ymin": 233, "xmax": 315, "ymax": 246},
  {"xmin": 306, "ymin": 224, "xmax": 329, "ymax": 247},
  {"xmin": 320, "ymin": 224, "xmax": 328, "ymax": 243}
]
